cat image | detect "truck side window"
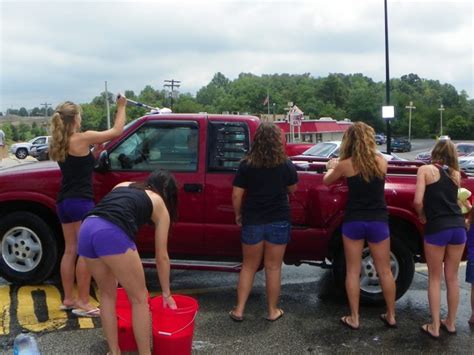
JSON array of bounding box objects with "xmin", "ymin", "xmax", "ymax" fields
[
  {"xmin": 207, "ymin": 121, "xmax": 249, "ymax": 172},
  {"xmin": 108, "ymin": 122, "xmax": 199, "ymax": 172}
]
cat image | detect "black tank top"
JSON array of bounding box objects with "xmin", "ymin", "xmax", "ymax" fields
[
  {"xmin": 57, "ymin": 152, "xmax": 95, "ymax": 202},
  {"xmin": 85, "ymin": 187, "xmax": 153, "ymax": 241},
  {"xmin": 344, "ymin": 174, "xmax": 388, "ymax": 222},
  {"xmin": 423, "ymin": 166, "xmax": 464, "ymax": 234}
]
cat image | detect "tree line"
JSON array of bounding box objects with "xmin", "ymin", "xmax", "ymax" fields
[{"xmin": 2, "ymin": 72, "xmax": 473, "ymax": 141}]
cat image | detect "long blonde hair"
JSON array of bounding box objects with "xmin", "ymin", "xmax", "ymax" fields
[
  {"xmin": 49, "ymin": 101, "xmax": 81, "ymax": 162},
  {"xmin": 339, "ymin": 122, "xmax": 384, "ymax": 182},
  {"xmin": 243, "ymin": 122, "xmax": 287, "ymax": 168}
]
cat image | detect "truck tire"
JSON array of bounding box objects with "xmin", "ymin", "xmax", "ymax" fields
[
  {"xmin": 0, "ymin": 212, "xmax": 59, "ymax": 284},
  {"xmin": 332, "ymin": 237, "xmax": 415, "ymax": 305},
  {"xmin": 15, "ymin": 148, "xmax": 28, "ymax": 159}
]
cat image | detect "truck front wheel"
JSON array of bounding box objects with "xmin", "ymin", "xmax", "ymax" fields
[
  {"xmin": 333, "ymin": 237, "xmax": 415, "ymax": 305},
  {"xmin": 0, "ymin": 212, "xmax": 59, "ymax": 284},
  {"xmin": 15, "ymin": 148, "xmax": 28, "ymax": 159}
]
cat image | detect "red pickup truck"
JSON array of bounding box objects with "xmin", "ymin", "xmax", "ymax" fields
[{"xmin": 0, "ymin": 113, "xmax": 472, "ymax": 304}]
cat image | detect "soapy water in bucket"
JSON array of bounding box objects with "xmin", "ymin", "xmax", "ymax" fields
[{"xmin": 115, "ymin": 288, "xmax": 198, "ymax": 355}]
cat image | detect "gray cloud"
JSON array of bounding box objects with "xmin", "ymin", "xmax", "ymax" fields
[{"xmin": 1, "ymin": 0, "xmax": 472, "ymax": 112}]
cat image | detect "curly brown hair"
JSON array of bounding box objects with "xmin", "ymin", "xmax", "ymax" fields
[
  {"xmin": 430, "ymin": 139, "xmax": 460, "ymax": 184},
  {"xmin": 49, "ymin": 101, "xmax": 82, "ymax": 162},
  {"xmin": 243, "ymin": 122, "xmax": 287, "ymax": 168},
  {"xmin": 339, "ymin": 121, "xmax": 384, "ymax": 182}
]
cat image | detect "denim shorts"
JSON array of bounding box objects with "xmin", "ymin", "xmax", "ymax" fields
[
  {"xmin": 78, "ymin": 216, "xmax": 136, "ymax": 259},
  {"xmin": 424, "ymin": 227, "xmax": 466, "ymax": 247},
  {"xmin": 466, "ymin": 260, "xmax": 474, "ymax": 284},
  {"xmin": 342, "ymin": 221, "xmax": 390, "ymax": 244},
  {"xmin": 241, "ymin": 221, "xmax": 291, "ymax": 245},
  {"xmin": 57, "ymin": 198, "xmax": 95, "ymax": 224}
]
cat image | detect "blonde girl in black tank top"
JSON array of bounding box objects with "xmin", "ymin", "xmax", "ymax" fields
[
  {"xmin": 50, "ymin": 95, "xmax": 127, "ymax": 315},
  {"xmin": 323, "ymin": 122, "xmax": 396, "ymax": 330}
]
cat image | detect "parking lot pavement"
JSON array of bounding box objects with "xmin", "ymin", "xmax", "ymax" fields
[{"xmin": 1, "ymin": 263, "xmax": 473, "ymax": 354}]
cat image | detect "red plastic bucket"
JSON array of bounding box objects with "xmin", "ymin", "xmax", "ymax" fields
[
  {"xmin": 149, "ymin": 295, "xmax": 199, "ymax": 355},
  {"xmin": 116, "ymin": 288, "xmax": 138, "ymax": 352}
]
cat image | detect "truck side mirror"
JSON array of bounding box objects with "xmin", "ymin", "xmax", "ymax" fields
[{"xmin": 95, "ymin": 150, "xmax": 110, "ymax": 172}]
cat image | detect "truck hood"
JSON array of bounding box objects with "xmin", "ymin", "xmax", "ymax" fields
[
  {"xmin": 0, "ymin": 161, "xmax": 61, "ymax": 196},
  {"xmin": 0, "ymin": 161, "xmax": 59, "ymax": 175}
]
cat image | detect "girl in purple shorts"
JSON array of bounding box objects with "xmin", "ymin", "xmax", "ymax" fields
[
  {"xmin": 324, "ymin": 122, "xmax": 396, "ymax": 330},
  {"xmin": 78, "ymin": 169, "xmax": 178, "ymax": 354},
  {"xmin": 50, "ymin": 95, "xmax": 126, "ymax": 316},
  {"xmin": 414, "ymin": 139, "xmax": 467, "ymax": 338}
]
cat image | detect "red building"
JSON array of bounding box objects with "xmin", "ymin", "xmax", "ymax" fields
[{"xmin": 274, "ymin": 117, "xmax": 352, "ymax": 143}]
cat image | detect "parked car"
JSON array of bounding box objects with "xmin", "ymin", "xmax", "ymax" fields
[
  {"xmin": 416, "ymin": 142, "xmax": 474, "ymax": 163},
  {"xmin": 391, "ymin": 137, "xmax": 411, "ymax": 152},
  {"xmin": 459, "ymin": 152, "xmax": 474, "ymax": 175},
  {"xmin": 30, "ymin": 143, "xmax": 49, "ymax": 161},
  {"xmin": 291, "ymin": 141, "xmax": 341, "ymax": 160},
  {"xmin": 9, "ymin": 136, "xmax": 51, "ymax": 159},
  {"xmin": 375, "ymin": 134, "xmax": 386, "ymax": 145}
]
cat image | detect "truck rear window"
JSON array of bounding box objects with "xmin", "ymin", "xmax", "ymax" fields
[{"xmin": 207, "ymin": 121, "xmax": 249, "ymax": 172}]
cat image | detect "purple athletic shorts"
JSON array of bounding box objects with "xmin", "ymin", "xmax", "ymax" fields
[
  {"xmin": 424, "ymin": 227, "xmax": 466, "ymax": 247},
  {"xmin": 56, "ymin": 198, "xmax": 95, "ymax": 224},
  {"xmin": 342, "ymin": 221, "xmax": 390, "ymax": 244},
  {"xmin": 78, "ymin": 216, "xmax": 137, "ymax": 259}
]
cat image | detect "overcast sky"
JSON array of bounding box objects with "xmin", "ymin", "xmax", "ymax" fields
[{"xmin": 1, "ymin": 0, "xmax": 472, "ymax": 113}]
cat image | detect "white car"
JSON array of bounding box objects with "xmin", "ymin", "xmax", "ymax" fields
[
  {"xmin": 10, "ymin": 136, "xmax": 50, "ymax": 159},
  {"xmin": 459, "ymin": 152, "xmax": 474, "ymax": 175}
]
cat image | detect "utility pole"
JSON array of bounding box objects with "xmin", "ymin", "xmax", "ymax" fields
[
  {"xmin": 405, "ymin": 101, "xmax": 416, "ymax": 142},
  {"xmin": 438, "ymin": 104, "xmax": 445, "ymax": 136},
  {"xmin": 105, "ymin": 81, "xmax": 111, "ymax": 129},
  {"xmin": 40, "ymin": 102, "xmax": 51, "ymax": 119},
  {"xmin": 164, "ymin": 79, "xmax": 181, "ymax": 109}
]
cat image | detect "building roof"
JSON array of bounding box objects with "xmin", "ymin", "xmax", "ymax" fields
[{"xmin": 275, "ymin": 119, "xmax": 352, "ymax": 133}]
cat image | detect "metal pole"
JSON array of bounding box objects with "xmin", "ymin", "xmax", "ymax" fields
[
  {"xmin": 438, "ymin": 104, "xmax": 445, "ymax": 136},
  {"xmin": 384, "ymin": 0, "xmax": 392, "ymax": 154},
  {"xmin": 105, "ymin": 81, "xmax": 110, "ymax": 129},
  {"xmin": 405, "ymin": 101, "xmax": 416, "ymax": 142}
]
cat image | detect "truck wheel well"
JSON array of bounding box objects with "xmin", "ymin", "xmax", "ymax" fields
[
  {"xmin": 389, "ymin": 217, "xmax": 422, "ymax": 258},
  {"xmin": 0, "ymin": 201, "xmax": 64, "ymax": 251}
]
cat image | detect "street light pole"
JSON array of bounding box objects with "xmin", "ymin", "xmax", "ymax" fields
[
  {"xmin": 405, "ymin": 101, "xmax": 416, "ymax": 142},
  {"xmin": 438, "ymin": 104, "xmax": 445, "ymax": 136},
  {"xmin": 384, "ymin": 0, "xmax": 392, "ymax": 154}
]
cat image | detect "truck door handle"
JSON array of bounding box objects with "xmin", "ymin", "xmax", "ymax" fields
[{"xmin": 184, "ymin": 183, "xmax": 203, "ymax": 193}]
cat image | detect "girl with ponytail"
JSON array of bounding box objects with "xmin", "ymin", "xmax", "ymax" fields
[
  {"xmin": 50, "ymin": 95, "xmax": 127, "ymax": 316},
  {"xmin": 323, "ymin": 122, "xmax": 396, "ymax": 330}
]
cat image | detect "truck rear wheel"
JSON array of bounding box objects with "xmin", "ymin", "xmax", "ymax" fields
[
  {"xmin": 332, "ymin": 236, "xmax": 415, "ymax": 305},
  {"xmin": 0, "ymin": 212, "xmax": 59, "ymax": 284}
]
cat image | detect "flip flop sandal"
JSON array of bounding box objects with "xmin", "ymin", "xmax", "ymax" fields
[
  {"xmin": 379, "ymin": 313, "xmax": 398, "ymax": 328},
  {"xmin": 72, "ymin": 308, "xmax": 101, "ymax": 318},
  {"xmin": 228, "ymin": 310, "xmax": 243, "ymax": 322},
  {"xmin": 440, "ymin": 321, "xmax": 456, "ymax": 335},
  {"xmin": 59, "ymin": 304, "xmax": 75, "ymax": 311},
  {"xmin": 266, "ymin": 309, "xmax": 284, "ymax": 322},
  {"xmin": 420, "ymin": 324, "xmax": 439, "ymax": 339},
  {"xmin": 340, "ymin": 316, "xmax": 359, "ymax": 330}
]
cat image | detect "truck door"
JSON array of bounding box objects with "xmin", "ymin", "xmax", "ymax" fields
[
  {"xmin": 93, "ymin": 120, "xmax": 205, "ymax": 256},
  {"xmin": 204, "ymin": 121, "xmax": 250, "ymax": 256}
]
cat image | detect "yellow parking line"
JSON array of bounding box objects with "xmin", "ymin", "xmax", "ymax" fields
[
  {"xmin": 17, "ymin": 286, "xmax": 67, "ymax": 332},
  {"xmin": 0, "ymin": 285, "xmax": 10, "ymax": 335}
]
